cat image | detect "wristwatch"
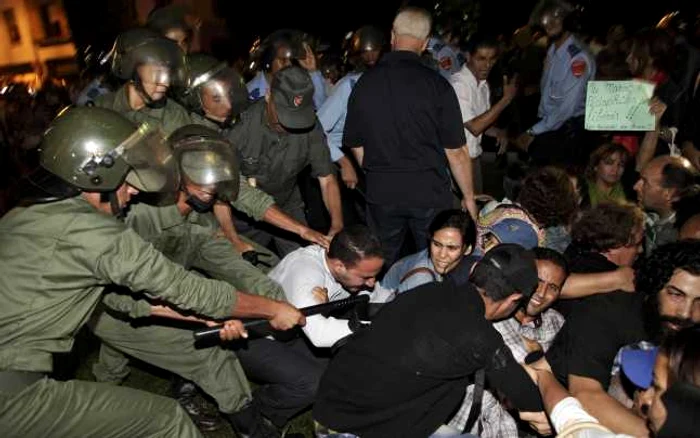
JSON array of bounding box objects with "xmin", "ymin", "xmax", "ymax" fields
[{"xmin": 525, "ymin": 350, "xmax": 545, "ymax": 364}]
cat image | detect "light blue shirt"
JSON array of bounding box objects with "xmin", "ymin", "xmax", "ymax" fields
[
  {"xmin": 427, "ymin": 37, "xmax": 463, "ymax": 80},
  {"xmin": 531, "ymin": 35, "xmax": 595, "ymax": 135},
  {"xmin": 382, "ymin": 249, "xmax": 442, "ymax": 294},
  {"xmin": 317, "ymin": 71, "xmax": 363, "ymax": 162},
  {"xmin": 246, "ymin": 69, "xmax": 327, "ymax": 109}
]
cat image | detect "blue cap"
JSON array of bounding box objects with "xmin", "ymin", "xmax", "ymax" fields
[
  {"xmin": 490, "ymin": 218, "xmax": 540, "ymax": 249},
  {"xmin": 476, "ymin": 205, "xmax": 545, "ymax": 256},
  {"xmin": 620, "ymin": 347, "xmax": 659, "ymax": 389}
]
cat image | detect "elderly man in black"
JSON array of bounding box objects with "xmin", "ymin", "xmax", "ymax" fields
[{"xmin": 343, "ymin": 6, "xmax": 477, "ymax": 266}]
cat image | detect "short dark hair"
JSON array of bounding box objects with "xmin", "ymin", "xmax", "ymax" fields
[
  {"xmin": 517, "ymin": 166, "xmax": 578, "ymax": 228},
  {"xmin": 465, "ymin": 33, "xmax": 499, "ymax": 55},
  {"xmin": 571, "ymin": 202, "xmax": 644, "ymax": 252},
  {"xmin": 470, "ymin": 262, "xmax": 515, "ymax": 302},
  {"xmin": 470, "ymin": 245, "xmax": 537, "ymax": 302},
  {"xmin": 428, "ymin": 209, "xmax": 476, "ymax": 250},
  {"xmin": 533, "ymin": 247, "xmax": 569, "ymax": 276},
  {"xmin": 661, "ymin": 160, "xmax": 700, "ymax": 201},
  {"xmin": 327, "ymin": 224, "xmax": 383, "ymax": 267}
]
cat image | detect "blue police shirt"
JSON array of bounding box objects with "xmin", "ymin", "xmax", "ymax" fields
[
  {"xmin": 427, "ymin": 37, "xmax": 463, "ymax": 80},
  {"xmin": 317, "ymin": 71, "xmax": 362, "ymax": 163},
  {"xmin": 531, "ymin": 35, "xmax": 595, "ymax": 135},
  {"xmin": 246, "ymin": 69, "xmax": 328, "ymax": 109}
]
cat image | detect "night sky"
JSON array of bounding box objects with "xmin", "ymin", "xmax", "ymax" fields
[{"xmin": 64, "ymin": 0, "xmax": 695, "ymax": 62}]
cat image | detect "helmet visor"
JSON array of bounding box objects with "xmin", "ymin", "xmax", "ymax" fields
[
  {"xmin": 119, "ymin": 123, "xmax": 179, "ymax": 193},
  {"xmin": 177, "ymin": 138, "xmax": 239, "ymax": 201},
  {"xmin": 199, "ymin": 68, "xmax": 249, "ymax": 120},
  {"xmin": 136, "ymin": 38, "xmax": 188, "ymax": 87}
]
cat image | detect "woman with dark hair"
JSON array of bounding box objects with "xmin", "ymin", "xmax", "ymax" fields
[
  {"xmin": 580, "ymin": 143, "xmax": 631, "ymax": 208},
  {"xmin": 382, "ymin": 209, "xmax": 477, "ymax": 293}
]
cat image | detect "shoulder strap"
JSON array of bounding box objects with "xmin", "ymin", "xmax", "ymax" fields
[
  {"xmin": 462, "ymin": 368, "xmax": 485, "ymax": 434},
  {"xmin": 399, "ymin": 267, "xmax": 437, "ymax": 285}
]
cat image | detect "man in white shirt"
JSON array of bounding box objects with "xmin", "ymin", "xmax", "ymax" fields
[
  {"xmin": 269, "ymin": 225, "xmax": 393, "ymax": 348},
  {"xmin": 451, "ymin": 33, "xmax": 517, "ymax": 193}
]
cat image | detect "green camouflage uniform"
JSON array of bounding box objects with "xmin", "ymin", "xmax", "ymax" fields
[
  {"xmin": 92, "ymin": 200, "xmax": 284, "ymax": 413},
  {"xmin": 94, "ymin": 85, "xmax": 193, "ymax": 137},
  {"xmin": 0, "ymin": 197, "xmax": 243, "ymax": 437}
]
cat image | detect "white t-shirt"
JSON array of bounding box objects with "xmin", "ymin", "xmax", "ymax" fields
[
  {"xmin": 268, "ymin": 245, "xmax": 393, "ymax": 348},
  {"xmin": 450, "ymin": 65, "xmax": 491, "ymax": 158}
]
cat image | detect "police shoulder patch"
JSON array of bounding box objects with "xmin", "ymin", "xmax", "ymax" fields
[
  {"xmin": 571, "ymin": 59, "xmax": 587, "ymax": 77},
  {"xmin": 249, "ymin": 88, "xmax": 260, "ymax": 100},
  {"xmin": 439, "ymin": 56, "xmax": 453, "ymax": 71}
]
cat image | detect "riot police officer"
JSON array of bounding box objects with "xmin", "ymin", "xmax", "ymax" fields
[
  {"xmin": 147, "ymin": 4, "xmax": 196, "ymax": 53},
  {"xmin": 0, "ymin": 107, "xmax": 304, "ymax": 437},
  {"xmin": 247, "ymin": 29, "xmax": 327, "ymax": 108},
  {"xmin": 177, "ymin": 54, "xmax": 332, "ymax": 252},
  {"xmin": 94, "ymin": 27, "xmax": 192, "ymax": 136},
  {"xmin": 179, "ymin": 53, "xmax": 250, "ymax": 131}
]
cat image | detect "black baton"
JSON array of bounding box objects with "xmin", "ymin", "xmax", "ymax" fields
[{"xmin": 193, "ymin": 294, "xmax": 370, "ymax": 342}]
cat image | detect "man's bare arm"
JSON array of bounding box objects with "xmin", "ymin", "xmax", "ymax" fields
[{"xmin": 569, "ymin": 375, "xmax": 648, "ymax": 436}]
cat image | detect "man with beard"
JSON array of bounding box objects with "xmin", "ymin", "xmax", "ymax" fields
[
  {"xmin": 493, "ymin": 247, "xmax": 568, "ymax": 362},
  {"xmin": 636, "ymin": 240, "xmax": 700, "ymax": 344},
  {"xmin": 268, "ymin": 225, "xmax": 392, "ymax": 349},
  {"xmin": 547, "ymin": 205, "xmax": 700, "ymax": 435}
]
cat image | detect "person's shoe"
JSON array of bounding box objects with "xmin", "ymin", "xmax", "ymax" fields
[
  {"xmin": 226, "ymin": 404, "xmax": 281, "ymax": 438},
  {"xmin": 172, "ymin": 378, "xmax": 222, "ymax": 431}
]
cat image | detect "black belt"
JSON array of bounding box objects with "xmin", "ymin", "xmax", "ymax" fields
[{"xmin": 0, "ymin": 370, "xmax": 45, "ymax": 393}]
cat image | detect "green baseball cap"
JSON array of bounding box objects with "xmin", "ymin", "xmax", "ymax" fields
[{"xmin": 271, "ymin": 65, "xmax": 316, "ymax": 130}]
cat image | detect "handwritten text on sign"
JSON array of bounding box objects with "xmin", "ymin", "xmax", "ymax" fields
[{"xmin": 585, "ymin": 80, "xmax": 656, "ymax": 131}]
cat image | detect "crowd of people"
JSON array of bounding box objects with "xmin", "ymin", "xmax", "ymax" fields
[{"xmin": 1, "ymin": 1, "xmax": 700, "ymax": 438}]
